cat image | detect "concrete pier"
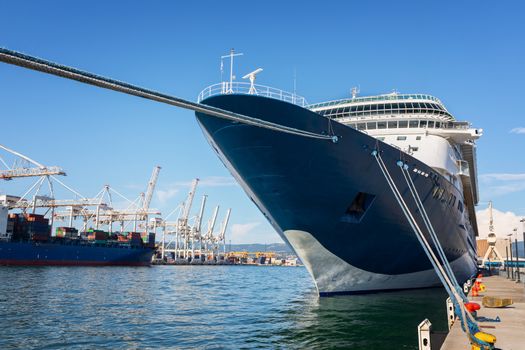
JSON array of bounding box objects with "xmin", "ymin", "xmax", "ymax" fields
[{"xmin": 440, "ymin": 274, "xmax": 525, "ymax": 349}]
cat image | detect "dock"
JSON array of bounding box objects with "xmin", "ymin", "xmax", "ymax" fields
[{"xmin": 440, "ymin": 273, "xmax": 525, "ymax": 349}]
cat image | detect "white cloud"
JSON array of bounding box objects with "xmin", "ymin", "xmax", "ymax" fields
[
  {"xmin": 510, "ymin": 127, "xmax": 525, "ymax": 134},
  {"xmin": 199, "ymin": 176, "xmax": 238, "ymax": 187},
  {"xmin": 480, "ymin": 173, "xmax": 525, "ymax": 181},
  {"xmin": 156, "ymin": 188, "xmax": 180, "ymax": 204},
  {"xmin": 175, "ymin": 176, "xmax": 237, "ymax": 188},
  {"xmin": 476, "ymin": 206, "xmax": 524, "ymax": 238},
  {"xmin": 155, "ymin": 176, "xmax": 237, "ymax": 204},
  {"xmin": 230, "ymin": 222, "xmax": 261, "ymax": 240},
  {"xmin": 479, "ymin": 173, "xmax": 525, "ymax": 197}
]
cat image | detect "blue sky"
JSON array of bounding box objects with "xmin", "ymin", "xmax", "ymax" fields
[{"xmin": 1, "ymin": 1, "xmax": 524, "ymax": 242}]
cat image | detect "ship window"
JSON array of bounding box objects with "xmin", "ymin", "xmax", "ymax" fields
[
  {"xmin": 436, "ymin": 122, "xmax": 441, "ymax": 128},
  {"xmin": 416, "ymin": 136, "xmax": 422, "ymax": 140},
  {"xmin": 428, "ymin": 121, "xmax": 435, "ymax": 128},
  {"xmin": 367, "ymin": 122, "xmax": 377, "ymax": 129},
  {"xmin": 357, "ymin": 105, "xmax": 364, "ymax": 111},
  {"xmin": 385, "ymin": 103, "xmax": 392, "ymax": 110},
  {"xmin": 377, "ymin": 137, "xmax": 385, "ymax": 141},
  {"xmin": 363, "ymin": 105, "xmax": 371, "ymax": 111},
  {"xmin": 449, "ymin": 194, "xmax": 456, "ymax": 206},
  {"xmin": 391, "ymin": 103, "xmax": 399, "ymax": 110},
  {"xmin": 399, "ymin": 120, "xmax": 408, "ymax": 128},
  {"xmin": 409, "ymin": 120, "xmax": 419, "ymax": 128},
  {"xmin": 377, "ymin": 121, "xmax": 386, "ymax": 129},
  {"xmin": 411, "ymin": 147, "xmax": 419, "ymax": 152},
  {"xmin": 458, "ymin": 200, "xmax": 464, "ymax": 213},
  {"xmin": 420, "ymin": 120, "xmax": 427, "ymax": 127},
  {"xmin": 370, "ymin": 104, "xmax": 378, "ymax": 111},
  {"xmin": 397, "ymin": 136, "xmax": 407, "ymax": 140},
  {"xmin": 357, "ymin": 123, "xmax": 366, "ymax": 130},
  {"xmin": 388, "ymin": 121, "xmax": 397, "ymax": 128},
  {"xmin": 340, "ymin": 192, "xmax": 376, "ymax": 224},
  {"xmin": 350, "ymin": 106, "xmax": 357, "ymax": 113},
  {"xmin": 432, "ymin": 186, "xmax": 440, "ymax": 198}
]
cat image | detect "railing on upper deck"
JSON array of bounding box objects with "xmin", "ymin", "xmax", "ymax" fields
[
  {"xmin": 307, "ymin": 93, "xmax": 444, "ymax": 110},
  {"xmin": 197, "ymin": 82, "xmax": 308, "ymax": 107}
]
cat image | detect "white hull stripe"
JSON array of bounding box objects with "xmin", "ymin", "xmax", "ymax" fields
[{"xmin": 284, "ymin": 229, "xmax": 474, "ymax": 294}]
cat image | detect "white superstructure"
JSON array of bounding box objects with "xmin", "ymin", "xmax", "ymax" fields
[{"xmin": 308, "ymin": 92, "xmax": 482, "ymax": 235}]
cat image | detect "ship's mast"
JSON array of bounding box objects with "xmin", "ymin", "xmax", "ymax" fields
[{"xmin": 221, "ymin": 49, "xmax": 243, "ymax": 93}]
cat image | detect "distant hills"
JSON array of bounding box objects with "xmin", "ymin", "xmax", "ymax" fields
[{"xmin": 227, "ymin": 243, "xmax": 293, "ymax": 254}]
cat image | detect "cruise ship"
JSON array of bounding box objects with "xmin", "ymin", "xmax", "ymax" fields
[
  {"xmin": 0, "ymin": 47, "xmax": 480, "ymax": 294},
  {"xmin": 196, "ymin": 82, "xmax": 481, "ymax": 295}
]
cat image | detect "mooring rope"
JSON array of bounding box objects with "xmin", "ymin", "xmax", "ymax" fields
[
  {"xmin": 399, "ymin": 163, "xmax": 467, "ymax": 300},
  {"xmin": 371, "ymin": 150, "xmax": 489, "ymax": 348},
  {"xmin": 0, "ymin": 47, "xmax": 337, "ymax": 142}
]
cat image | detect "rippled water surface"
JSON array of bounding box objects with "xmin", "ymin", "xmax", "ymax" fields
[{"xmin": 0, "ymin": 266, "xmax": 448, "ymax": 349}]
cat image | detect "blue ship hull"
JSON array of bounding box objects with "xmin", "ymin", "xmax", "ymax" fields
[
  {"xmin": 0, "ymin": 240, "xmax": 155, "ymax": 266},
  {"xmin": 196, "ymin": 94, "xmax": 478, "ymax": 294}
]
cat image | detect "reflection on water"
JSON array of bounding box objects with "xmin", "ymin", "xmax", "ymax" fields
[{"xmin": 0, "ymin": 266, "xmax": 447, "ymax": 349}]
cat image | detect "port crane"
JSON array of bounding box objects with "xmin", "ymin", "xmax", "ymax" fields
[
  {"xmin": 0, "ymin": 144, "xmax": 112, "ymax": 229},
  {"xmin": 481, "ymin": 201, "xmax": 505, "ymax": 266},
  {"xmin": 179, "ymin": 178, "xmax": 199, "ymax": 258},
  {"xmin": 156, "ymin": 179, "xmax": 231, "ymax": 264},
  {"xmin": 142, "ymin": 166, "xmax": 161, "ymax": 211},
  {"xmin": 53, "ymin": 167, "xmax": 162, "ymax": 232},
  {"xmin": 0, "ymin": 143, "xmax": 65, "ymax": 180}
]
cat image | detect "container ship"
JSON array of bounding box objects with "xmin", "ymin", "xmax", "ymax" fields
[
  {"xmin": 195, "ymin": 82, "xmax": 481, "ymax": 295},
  {"xmin": 0, "ymin": 210, "xmax": 156, "ymax": 266}
]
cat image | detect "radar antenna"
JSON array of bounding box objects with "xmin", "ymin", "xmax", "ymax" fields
[
  {"xmin": 242, "ymin": 68, "xmax": 263, "ymax": 94},
  {"xmin": 351, "ymin": 86, "xmax": 360, "ymax": 99}
]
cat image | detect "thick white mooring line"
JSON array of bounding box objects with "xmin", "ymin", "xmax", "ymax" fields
[{"xmin": 0, "ymin": 47, "xmax": 337, "ymax": 142}]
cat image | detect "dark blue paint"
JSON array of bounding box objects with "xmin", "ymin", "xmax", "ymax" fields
[
  {"xmin": 0, "ymin": 240, "xmax": 154, "ymax": 266},
  {"xmin": 196, "ymin": 94, "xmax": 477, "ymax": 281}
]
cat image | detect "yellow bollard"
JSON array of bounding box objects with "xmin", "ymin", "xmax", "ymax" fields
[{"xmin": 470, "ymin": 331, "xmax": 496, "ymax": 350}]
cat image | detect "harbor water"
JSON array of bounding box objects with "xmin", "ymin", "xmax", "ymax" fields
[{"xmin": 0, "ymin": 266, "xmax": 448, "ymax": 349}]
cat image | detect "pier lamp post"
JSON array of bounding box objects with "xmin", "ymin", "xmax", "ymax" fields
[
  {"xmin": 521, "ymin": 218, "xmax": 525, "ymax": 283},
  {"xmin": 507, "ymin": 233, "xmax": 515, "ymax": 280},
  {"xmin": 514, "ymin": 228, "xmax": 521, "ymax": 283},
  {"xmin": 506, "ymin": 244, "xmax": 510, "ymax": 279}
]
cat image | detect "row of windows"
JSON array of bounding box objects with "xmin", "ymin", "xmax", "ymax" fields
[
  {"xmin": 316, "ymin": 102, "xmax": 451, "ymax": 119},
  {"xmin": 377, "ymin": 135, "xmax": 422, "ymax": 141},
  {"xmin": 432, "ymin": 185, "xmax": 463, "ymax": 213},
  {"xmin": 350, "ymin": 119, "xmax": 446, "ymax": 131},
  {"xmin": 308, "ymin": 94, "xmax": 442, "ymax": 109}
]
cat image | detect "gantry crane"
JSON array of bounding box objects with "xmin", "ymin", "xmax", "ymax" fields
[
  {"xmin": 0, "ymin": 143, "xmax": 65, "ymax": 180},
  {"xmin": 142, "ymin": 166, "xmax": 161, "ymax": 211},
  {"xmin": 481, "ymin": 201, "xmax": 505, "ymax": 266}
]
